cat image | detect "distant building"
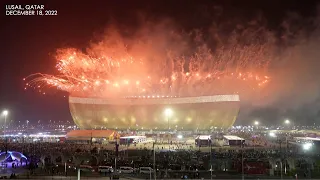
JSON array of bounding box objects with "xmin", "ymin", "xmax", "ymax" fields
[
  {"xmin": 223, "ymin": 135, "xmax": 245, "ymax": 146},
  {"xmin": 195, "ymin": 135, "xmax": 212, "ymax": 147},
  {"xmin": 65, "ymin": 130, "xmax": 119, "ymax": 143},
  {"xmin": 119, "ymin": 136, "xmax": 147, "ymax": 145}
]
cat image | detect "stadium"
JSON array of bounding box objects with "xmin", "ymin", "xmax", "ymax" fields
[{"xmin": 69, "ymin": 94, "xmax": 240, "ymax": 130}]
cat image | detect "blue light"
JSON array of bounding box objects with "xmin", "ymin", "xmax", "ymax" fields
[{"xmin": 0, "ymin": 151, "xmax": 27, "ymax": 163}]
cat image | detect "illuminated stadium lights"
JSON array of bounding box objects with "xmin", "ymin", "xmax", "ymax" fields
[
  {"xmin": 303, "ymin": 143, "xmax": 313, "ymax": 151},
  {"xmin": 284, "ymin": 119, "xmax": 290, "ymax": 124},
  {"xmin": 177, "ymin": 135, "xmax": 183, "ymax": 139},
  {"xmin": 254, "ymin": 121, "xmax": 259, "ymax": 126},
  {"xmin": 269, "ymin": 132, "xmax": 276, "ymax": 137},
  {"xmin": 2, "ymin": 110, "xmax": 8, "ymax": 116},
  {"xmin": 164, "ymin": 108, "xmax": 173, "ymax": 117},
  {"xmin": 70, "ymin": 95, "xmax": 240, "ymax": 105}
]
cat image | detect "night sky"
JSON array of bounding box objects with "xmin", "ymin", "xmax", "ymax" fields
[{"xmin": 1, "ymin": 0, "xmax": 320, "ymax": 126}]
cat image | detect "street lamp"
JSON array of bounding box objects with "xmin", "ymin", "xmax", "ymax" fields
[
  {"xmin": 153, "ymin": 141, "xmax": 156, "ymax": 180},
  {"xmin": 269, "ymin": 132, "xmax": 276, "ymax": 137},
  {"xmin": 253, "ymin": 121, "xmax": 260, "ymax": 150},
  {"xmin": 2, "ymin": 110, "xmax": 8, "ymax": 137},
  {"xmin": 164, "ymin": 108, "xmax": 173, "ymax": 144},
  {"xmin": 2, "ymin": 110, "xmax": 8, "ymax": 116},
  {"xmin": 303, "ymin": 143, "xmax": 312, "ymax": 151},
  {"xmin": 2, "ymin": 110, "xmax": 8, "ymax": 156},
  {"xmin": 284, "ymin": 119, "xmax": 290, "ymax": 125},
  {"xmin": 164, "ymin": 108, "xmax": 173, "ymax": 131}
]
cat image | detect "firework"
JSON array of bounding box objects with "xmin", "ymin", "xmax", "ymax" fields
[{"xmin": 25, "ymin": 29, "xmax": 272, "ymax": 98}]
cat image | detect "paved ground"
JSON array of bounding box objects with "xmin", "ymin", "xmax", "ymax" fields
[
  {"xmin": 0, "ymin": 166, "xmax": 27, "ymax": 177},
  {"xmin": 15, "ymin": 176, "xmax": 142, "ymax": 179},
  {"xmin": 13, "ymin": 175, "xmax": 299, "ymax": 180}
]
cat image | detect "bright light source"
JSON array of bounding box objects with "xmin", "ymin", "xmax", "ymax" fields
[
  {"xmin": 254, "ymin": 121, "xmax": 259, "ymax": 125},
  {"xmin": 303, "ymin": 143, "xmax": 312, "ymax": 151},
  {"xmin": 2, "ymin": 110, "xmax": 8, "ymax": 116},
  {"xmin": 285, "ymin": 119, "xmax": 290, "ymax": 124},
  {"xmin": 164, "ymin": 108, "xmax": 173, "ymax": 117},
  {"xmin": 269, "ymin": 132, "xmax": 276, "ymax": 137},
  {"xmin": 177, "ymin": 135, "xmax": 183, "ymax": 139}
]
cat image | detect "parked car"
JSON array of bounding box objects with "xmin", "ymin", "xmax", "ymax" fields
[
  {"xmin": 79, "ymin": 165, "xmax": 95, "ymax": 172},
  {"xmin": 119, "ymin": 166, "xmax": 134, "ymax": 174},
  {"xmin": 98, "ymin": 166, "xmax": 114, "ymax": 173},
  {"xmin": 139, "ymin": 167, "xmax": 153, "ymax": 174}
]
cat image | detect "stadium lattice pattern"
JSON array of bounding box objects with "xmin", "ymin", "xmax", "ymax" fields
[{"xmin": 69, "ymin": 95, "xmax": 240, "ymax": 130}]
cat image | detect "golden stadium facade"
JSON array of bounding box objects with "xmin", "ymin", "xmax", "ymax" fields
[{"xmin": 69, "ymin": 95, "xmax": 240, "ymax": 130}]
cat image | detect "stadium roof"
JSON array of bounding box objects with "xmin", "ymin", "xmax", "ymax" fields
[
  {"xmin": 66, "ymin": 130, "xmax": 119, "ymax": 140},
  {"xmin": 196, "ymin": 135, "xmax": 211, "ymax": 140},
  {"xmin": 69, "ymin": 95, "xmax": 240, "ymax": 105},
  {"xmin": 29, "ymin": 134, "xmax": 65, "ymax": 138},
  {"xmin": 120, "ymin": 136, "xmax": 146, "ymax": 139},
  {"xmin": 223, "ymin": 135, "xmax": 244, "ymax": 140}
]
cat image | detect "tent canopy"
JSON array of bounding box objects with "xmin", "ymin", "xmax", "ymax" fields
[{"xmin": 66, "ymin": 130, "xmax": 119, "ymax": 141}]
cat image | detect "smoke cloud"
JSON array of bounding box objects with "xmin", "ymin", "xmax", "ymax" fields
[
  {"xmin": 46, "ymin": 3, "xmax": 320, "ymax": 125},
  {"xmin": 238, "ymin": 11, "xmax": 320, "ymax": 125}
]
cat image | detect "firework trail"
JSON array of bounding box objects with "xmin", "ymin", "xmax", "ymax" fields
[{"xmin": 25, "ymin": 26, "xmax": 273, "ymax": 98}]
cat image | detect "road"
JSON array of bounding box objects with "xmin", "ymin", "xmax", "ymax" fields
[{"xmin": 9, "ymin": 175, "xmax": 140, "ymax": 180}]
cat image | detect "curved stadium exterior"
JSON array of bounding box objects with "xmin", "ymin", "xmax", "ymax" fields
[{"xmin": 69, "ymin": 95, "xmax": 240, "ymax": 130}]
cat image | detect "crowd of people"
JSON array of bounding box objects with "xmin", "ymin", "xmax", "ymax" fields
[{"xmin": 0, "ymin": 133, "xmax": 318, "ymax": 178}]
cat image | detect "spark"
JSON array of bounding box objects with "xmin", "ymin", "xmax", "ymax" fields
[{"xmin": 25, "ymin": 29, "xmax": 272, "ymax": 98}]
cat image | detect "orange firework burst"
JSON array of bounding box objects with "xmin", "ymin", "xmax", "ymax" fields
[
  {"xmin": 25, "ymin": 29, "xmax": 273, "ymax": 98},
  {"xmin": 24, "ymin": 49, "xmax": 270, "ymax": 97}
]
